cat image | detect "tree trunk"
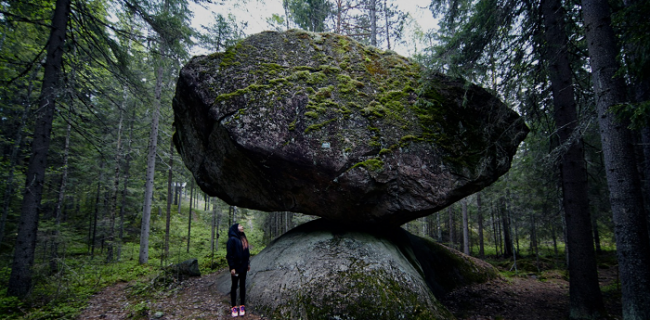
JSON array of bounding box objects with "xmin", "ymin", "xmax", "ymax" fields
[
  {"xmin": 436, "ymin": 211, "xmax": 441, "ymax": 242},
  {"xmin": 502, "ymin": 199, "xmax": 513, "ymax": 258},
  {"xmin": 7, "ymin": 0, "xmax": 71, "ymax": 298},
  {"xmin": 106, "ymin": 110, "xmax": 123, "ymax": 263},
  {"xmin": 447, "ymin": 206, "xmax": 453, "ymax": 246},
  {"xmin": 50, "ymin": 121, "xmax": 71, "ymax": 273},
  {"xmin": 369, "ymin": 0, "xmax": 377, "ymax": 46},
  {"xmin": 211, "ymin": 201, "xmax": 216, "ymax": 254},
  {"xmin": 187, "ymin": 179, "xmax": 194, "ymax": 253},
  {"xmin": 383, "ymin": 0, "xmax": 391, "ymax": 50},
  {"xmin": 164, "ymin": 135, "xmax": 174, "ymax": 263},
  {"xmin": 54, "ymin": 122, "xmax": 71, "ymax": 222},
  {"xmin": 542, "ymin": 0, "xmax": 606, "ymax": 315},
  {"xmin": 139, "ymin": 64, "xmax": 163, "ymax": 265},
  {"xmin": 494, "ymin": 206, "xmax": 502, "ymax": 257},
  {"xmin": 530, "ymin": 210, "xmax": 538, "ymax": 256},
  {"xmin": 173, "ymin": 184, "xmax": 177, "ymax": 205},
  {"xmin": 582, "ymin": 0, "xmax": 650, "ymax": 318},
  {"xmin": 92, "ymin": 159, "xmax": 105, "ymax": 258},
  {"xmin": 118, "ymin": 109, "xmax": 135, "ymax": 261},
  {"xmin": 622, "ymin": 0, "xmax": 650, "ymax": 239},
  {"xmin": 177, "ymin": 177, "xmax": 183, "ymax": 216},
  {"xmin": 462, "ymin": 198, "xmax": 469, "ymax": 255},
  {"xmin": 0, "ymin": 62, "xmax": 41, "ymax": 246},
  {"xmin": 477, "ymin": 193, "xmax": 484, "ymax": 258},
  {"xmin": 592, "ymin": 209, "xmax": 602, "ymax": 255},
  {"xmin": 490, "ymin": 206, "xmax": 499, "ymax": 257}
]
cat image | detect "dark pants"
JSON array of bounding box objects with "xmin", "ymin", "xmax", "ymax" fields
[{"xmin": 230, "ymin": 272, "xmax": 247, "ymax": 307}]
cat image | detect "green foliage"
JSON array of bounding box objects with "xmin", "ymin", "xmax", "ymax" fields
[
  {"xmin": 196, "ymin": 13, "xmax": 247, "ymax": 52},
  {"xmin": 286, "ymin": 0, "xmax": 332, "ymax": 32},
  {"xmin": 613, "ymin": 0, "xmax": 650, "ymax": 82},
  {"xmin": 127, "ymin": 301, "xmax": 150, "ymax": 319},
  {"xmin": 610, "ymin": 101, "xmax": 650, "ymax": 130}
]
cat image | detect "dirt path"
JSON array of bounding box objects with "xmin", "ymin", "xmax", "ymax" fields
[
  {"xmin": 78, "ymin": 267, "xmax": 622, "ymax": 320},
  {"xmin": 442, "ymin": 268, "xmax": 622, "ymax": 320},
  {"xmin": 77, "ymin": 270, "xmax": 265, "ymax": 320}
]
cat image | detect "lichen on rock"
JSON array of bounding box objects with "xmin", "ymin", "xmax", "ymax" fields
[{"xmin": 173, "ymin": 29, "xmax": 528, "ymax": 225}]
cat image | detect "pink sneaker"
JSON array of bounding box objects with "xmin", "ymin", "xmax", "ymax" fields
[
  {"xmin": 231, "ymin": 306, "xmax": 239, "ymax": 317},
  {"xmin": 239, "ymin": 305, "xmax": 246, "ymax": 316}
]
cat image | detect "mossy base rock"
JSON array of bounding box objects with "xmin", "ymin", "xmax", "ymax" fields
[
  {"xmin": 173, "ymin": 30, "xmax": 529, "ymax": 225},
  {"xmin": 214, "ymin": 219, "xmax": 497, "ymax": 320}
]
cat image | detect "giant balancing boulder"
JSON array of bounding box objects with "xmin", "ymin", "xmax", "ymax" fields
[{"xmin": 172, "ymin": 30, "xmax": 528, "ymax": 225}]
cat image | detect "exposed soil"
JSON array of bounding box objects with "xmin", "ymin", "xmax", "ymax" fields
[
  {"xmin": 77, "ymin": 269, "xmax": 266, "ymax": 320},
  {"xmin": 77, "ymin": 265, "xmax": 623, "ymax": 320},
  {"xmin": 441, "ymin": 266, "xmax": 622, "ymax": 320}
]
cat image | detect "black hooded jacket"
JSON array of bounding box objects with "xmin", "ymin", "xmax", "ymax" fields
[{"xmin": 226, "ymin": 224, "xmax": 250, "ymax": 274}]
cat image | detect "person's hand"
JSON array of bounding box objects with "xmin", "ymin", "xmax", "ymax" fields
[{"xmin": 231, "ymin": 269, "xmax": 236, "ymax": 276}]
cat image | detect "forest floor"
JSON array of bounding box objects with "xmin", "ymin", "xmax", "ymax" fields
[
  {"xmin": 76, "ymin": 262, "xmax": 622, "ymax": 320},
  {"xmin": 441, "ymin": 263, "xmax": 622, "ymax": 320},
  {"xmin": 76, "ymin": 270, "xmax": 266, "ymax": 320}
]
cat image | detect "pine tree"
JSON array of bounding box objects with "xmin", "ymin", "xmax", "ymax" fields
[{"xmin": 582, "ymin": 0, "xmax": 650, "ymax": 317}]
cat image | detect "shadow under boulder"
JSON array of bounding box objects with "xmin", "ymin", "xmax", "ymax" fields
[{"xmin": 215, "ymin": 219, "xmax": 497, "ymax": 319}]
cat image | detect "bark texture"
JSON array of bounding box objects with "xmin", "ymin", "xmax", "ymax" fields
[
  {"xmin": 139, "ymin": 64, "xmax": 163, "ymax": 265},
  {"xmin": 582, "ymin": 0, "xmax": 650, "ymax": 318},
  {"xmin": 542, "ymin": 0, "xmax": 605, "ymax": 317}
]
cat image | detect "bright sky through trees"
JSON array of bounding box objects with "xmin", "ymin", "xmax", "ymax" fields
[{"xmin": 189, "ymin": 0, "xmax": 438, "ymax": 56}]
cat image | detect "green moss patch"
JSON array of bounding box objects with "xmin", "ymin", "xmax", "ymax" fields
[
  {"xmin": 351, "ymin": 158, "xmax": 384, "ymax": 171},
  {"xmin": 203, "ymin": 29, "xmax": 516, "ymax": 173}
]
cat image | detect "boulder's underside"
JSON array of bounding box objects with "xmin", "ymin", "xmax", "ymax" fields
[{"xmin": 173, "ymin": 29, "xmax": 527, "ymax": 225}]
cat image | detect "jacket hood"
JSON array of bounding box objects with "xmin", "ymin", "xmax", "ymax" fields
[{"xmin": 228, "ymin": 224, "xmax": 240, "ymax": 238}]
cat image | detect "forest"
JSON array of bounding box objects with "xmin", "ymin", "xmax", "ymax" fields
[{"xmin": 0, "ymin": 0, "xmax": 649, "ymax": 319}]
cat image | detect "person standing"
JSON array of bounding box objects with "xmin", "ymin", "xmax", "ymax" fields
[{"xmin": 226, "ymin": 223, "xmax": 250, "ymax": 317}]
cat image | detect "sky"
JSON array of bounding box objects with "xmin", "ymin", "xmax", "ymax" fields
[{"xmin": 189, "ymin": 0, "xmax": 438, "ymax": 57}]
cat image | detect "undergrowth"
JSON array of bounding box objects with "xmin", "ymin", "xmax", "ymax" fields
[{"xmin": 0, "ymin": 199, "xmax": 267, "ymax": 320}]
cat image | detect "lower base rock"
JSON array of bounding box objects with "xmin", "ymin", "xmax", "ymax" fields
[{"xmin": 216, "ymin": 219, "xmax": 497, "ymax": 319}]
